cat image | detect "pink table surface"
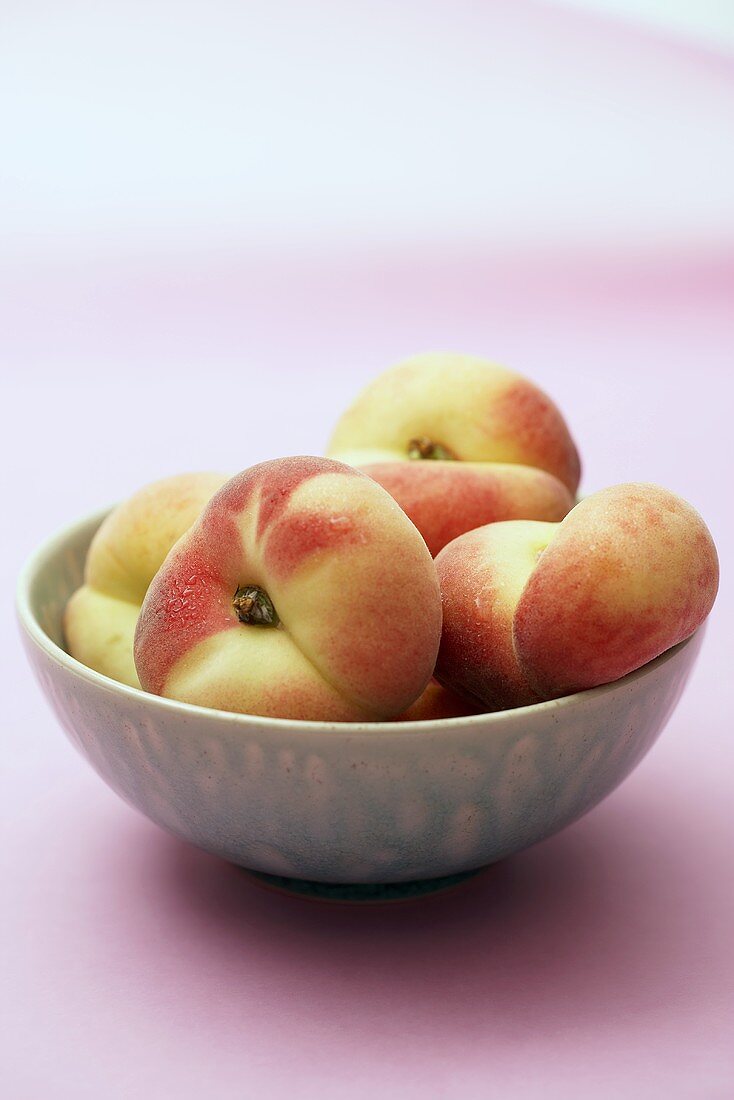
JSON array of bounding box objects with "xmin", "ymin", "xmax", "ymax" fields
[
  {"xmin": 3, "ymin": 249, "xmax": 733, "ymax": 1099},
  {"xmin": 2, "ymin": 4, "xmax": 734, "ymax": 1095}
]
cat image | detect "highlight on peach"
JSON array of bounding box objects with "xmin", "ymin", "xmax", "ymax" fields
[{"xmin": 62, "ymin": 352, "xmax": 718, "ymax": 723}]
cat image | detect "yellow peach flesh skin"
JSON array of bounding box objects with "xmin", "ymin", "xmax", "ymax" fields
[
  {"xmin": 134, "ymin": 458, "xmax": 443, "ymax": 722},
  {"xmin": 64, "ymin": 472, "xmax": 227, "ymax": 687},
  {"xmin": 327, "ymin": 352, "xmax": 581, "ymax": 494}
]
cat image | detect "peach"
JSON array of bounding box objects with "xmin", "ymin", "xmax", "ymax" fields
[
  {"xmin": 435, "ymin": 520, "xmax": 554, "ymax": 710},
  {"xmin": 361, "ymin": 461, "xmax": 572, "ymax": 558},
  {"xmin": 435, "ymin": 484, "xmax": 719, "ymax": 709},
  {"xmin": 134, "ymin": 456, "xmax": 442, "ymax": 722},
  {"xmin": 64, "ymin": 472, "xmax": 226, "ymax": 687},
  {"xmin": 395, "ymin": 679, "xmax": 485, "ymax": 722},
  {"xmin": 327, "ymin": 352, "xmax": 580, "ymax": 554}
]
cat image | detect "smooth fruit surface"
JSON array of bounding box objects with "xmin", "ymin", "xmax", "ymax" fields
[
  {"xmin": 436, "ymin": 484, "xmax": 719, "ymax": 708},
  {"xmin": 327, "ymin": 352, "xmax": 579, "ymax": 553},
  {"xmin": 328, "ymin": 352, "xmax": 581, "ymax": 491},
  {"xmin": 395, "ymin": 679, "xmax": 484, "ymax": 722},
  {"xmin": 64, "ymin": 471, "xmax": 226, "ymax": 686},
  {"xmin": 134, "ymin": 456, "xmax": 442, "ymax": 721},
  {"xmin": 436, "ymin": 520, "xmax": 557, "ymax": 710},
  {"xmin": 364, "ymin": 460, "xmax": 572, "ymax": 557},
  {"xmin": 514, "ymin": 483, "xmax": 719, "ymax": 698}
]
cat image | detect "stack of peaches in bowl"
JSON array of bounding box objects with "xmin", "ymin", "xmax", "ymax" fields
[{"xmin": 18, "ymin": 354, "xmax": 719, "ymax": 899}]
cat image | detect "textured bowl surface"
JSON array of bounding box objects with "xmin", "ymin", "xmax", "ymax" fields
[{"xmin": 18, "ymin": 508, "xmax": 703, "ymax": 884}]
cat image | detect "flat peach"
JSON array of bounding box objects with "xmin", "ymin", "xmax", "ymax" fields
[
  {"xmin": 515, "ymin": 484, "xmax": 720, "ymax": 698},
  {"xmin": 134, "ymin": 456, "xmax": 443, "ymax": 721},
  {"xmin": 328, "ymin": 352, "xmax": 581, "ymax": 492},
  {"xmin": 64, "ymin": 471, "xmax": 226, "ymax": 686},
  {"xmin": 327, "ymin": 352, "xmax": 580, "ymax": 553},
  {"xmin": 435, "ymin": 484, "xmax": 719, "ymax": 708}
]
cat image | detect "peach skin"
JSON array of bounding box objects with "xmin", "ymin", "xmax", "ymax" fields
[
  {"xmin": 326, "ymin": 352, "xmax": 580, "ymax": 554},
  {"xmin": 64, "ymin": 471, "xmax": 227, "ymax": 687},
  {"xmin": 134, "ymin": 456, "xmax": 443, "ymax": 722},
  {"xmin": 435, "ymin": 520, "xmax": 556, "ymax": 710},
  {"xmin": 395, "ymin": 679, "xmax": 485, "ymax": 722},
  {"xmin": 363, "ymin": 461, "xmax": 573, "ymax": 558},
  {"xmin": 435, "ymin": 484, "xmax": 719, "ymax": 709}
]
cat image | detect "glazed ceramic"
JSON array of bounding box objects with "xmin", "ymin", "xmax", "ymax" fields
[{"xmin": 17, "ymin": 507, "xmax": 704, "ymax": 884}]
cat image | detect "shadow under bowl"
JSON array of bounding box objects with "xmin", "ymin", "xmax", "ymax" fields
[{"xmin": 17, "ymin": 507, "xmax": 703, "ymax": 894}]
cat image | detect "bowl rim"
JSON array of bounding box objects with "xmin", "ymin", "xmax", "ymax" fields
[{"xmin": 17, "ymin": 503, "xmax": 701, "ymax": 738}]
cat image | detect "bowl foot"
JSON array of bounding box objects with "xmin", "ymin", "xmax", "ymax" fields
[{"xmin": 243, "ymin": 867, "xmax": 485, "ymax": 903}]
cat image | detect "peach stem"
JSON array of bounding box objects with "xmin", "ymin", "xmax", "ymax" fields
[
  {"xmin": 407, "ymin": 436, "xmax": 457, "ymax": 461},
  {"xmin": 232, "ymin": 585, "xmax": 279, "ymax": 626}
]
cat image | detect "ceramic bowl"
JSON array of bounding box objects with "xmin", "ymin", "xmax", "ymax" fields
[{"xmin": 18, "ymin": 506, "xmax": 704, "ymax": 890}]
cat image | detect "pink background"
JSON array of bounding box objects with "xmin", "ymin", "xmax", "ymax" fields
[{"xmin": 3, "ymin": 3, "xmax": 733, "ymax": 1097}]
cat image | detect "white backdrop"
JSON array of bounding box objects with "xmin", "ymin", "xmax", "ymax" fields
[{"xmin": 2, "ymin": 0, "xmax": 733, "ymax": 260}]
